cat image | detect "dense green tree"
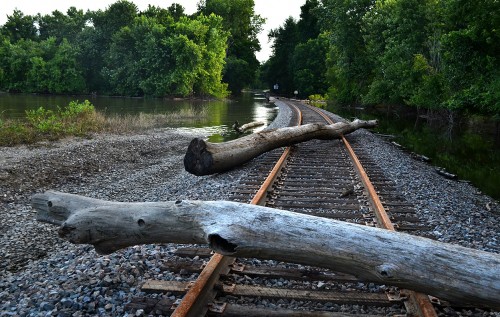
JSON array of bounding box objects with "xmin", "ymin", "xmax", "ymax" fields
[
  {"xmin": 46, "ymin": 39, "xmax": 86, "ymax": 93},
  {"xmin": 262, "ymin": 0, "xmax": 326, "ymax": 97},
  {"xmin": 0, "ymin": 1, "xmax": 230, "ymax": 98},
  {"xmin": 197, "ymin": 0, "xmax": 264, "ymax": 94},
  {"xmin": 319, "ymin": 0, "xmax": 375, "ymax": 105},
  {"xmin": 167, "ymin": 3, "xmax": 186, "ymax": 20},
  {"xmin": 78, "ymin": 0, "xmax": 139, "ymax": 93},
  {"xmin": 0, "ymin": 10, "xmax": 37, "ymax": 43},
  {"xmin": 0, "ymin": 39, "xmax": 37, "ymax": 91},
  {"xmin": 440, "ymin": 0, "xmax": 499, "ymax": 115},
  {"xmin": 296, "ymin": 0, "xmax": 321, "ymax": 43},
  {"xmin": 0, "ymin": 36, "xmax": 85, "ymax": 93},
  {"xmin": 104, "ymin": 13, "xmax": 228, "ymax": 97},
  {"xmin": 362, "ymin": 0, "xmax": 430, "ymax": 105},
  {"xmin": 37, "ymin": 7, "xmax": 88, "ymax": 43},
  {"xmin": 292, "ymin": 34, "xmax": 329, "ymax": 98},
  {"xmin": 264, "ymin": 17, "xmax": 299, "ymax": 96}
]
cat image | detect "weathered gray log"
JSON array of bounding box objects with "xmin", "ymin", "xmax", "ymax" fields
[
  {"xmin": 33, "ymin": 191, "xmax": 500, "ymax": 309},
  {"xmin": 184, "ymin": 119, "xmax": 377, "ymax": 176},
  {"xmin": 232, "ymin": 120, "xmax": 266, "ymax": 133}
]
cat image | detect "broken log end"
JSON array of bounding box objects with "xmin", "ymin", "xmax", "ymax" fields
[
  {"xmin": 32, "ymin": 192, "xmax": 71, "ymax": 226},
  {"xmin": 184, "ymin": 138, "xmax": 214, "ymax": 176}
]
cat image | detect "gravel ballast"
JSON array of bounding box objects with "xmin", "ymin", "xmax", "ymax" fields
[{"xmin": 1, "ymin": 102, "xmax": 499, "ymax": 316}]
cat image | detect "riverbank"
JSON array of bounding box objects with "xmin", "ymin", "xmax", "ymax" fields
[{"xmin": 0, "ymin": 103, "xmax": 498, "ymax": 315}]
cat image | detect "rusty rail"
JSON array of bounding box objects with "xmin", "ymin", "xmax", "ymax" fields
[
  {"xmin": 171, "ymin": 100, "xmax": 437, "ymax": 317},
  {"xmin": 171, "ymin": 103, "xmax": 303, "ymax": 317},
  {"xmin": 305, "ymin": 104, "xmax": 437, "ymax": 317}
]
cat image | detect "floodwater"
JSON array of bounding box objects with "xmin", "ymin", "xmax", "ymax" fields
[
  {"xmin": 326, "ymin": 103, "xmax": 500, "ymax": 200},
  {"xmin": 1, "ymin": 92, "xmax": 498, "ymax": 200},
  {"xmin": 0, "ymin": 92, "xmax": 278, "ymax": 142}
]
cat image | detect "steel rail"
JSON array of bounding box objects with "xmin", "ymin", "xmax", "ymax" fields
[
  {"xmin": 172, "ymin": 100, "xmax": 437, "ymax": 317},
  {"xmin": 305, "ymin": 103, "xmax": 437, "ymax": 317},
  {"xmin": 171, "ymin": 102, "xmax": 303, "ymax": 317}
]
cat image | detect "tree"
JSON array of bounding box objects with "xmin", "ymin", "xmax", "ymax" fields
[
  {"xmin": 167, "ymin": 3, "xmax": 186, "ymax": 20},
  {"xmin": 197, "ymin": 0, "xmax": 265, "ymax": 94},
  {"xmin": 0, "ymin": 10, "xmax": 37, "ymax": 43},
  {"xmin": 0, "ymin": 39, "xmax": 39, "ymax": 92},
  {"xmin": 104, "ymin": 13, "xmax": 228, "ymax": 98},
  {"xmin": 37, "ymin": 7, "xmax": 88, "ymax": 44},
  {"xmin": 292, "ymin": 34, "xmax": 329, "ymax": 98},
  {"xmin": 319, "ymin": 0, "xmax": 374, "ymax": 105},
  {"xmin": 264, "ymin": 17, "xmax": 299, "ymax": 96},
  {"xmin": 46, "ymin": 39, "xmax": 86, "ymax": 93},
  {"xmin": 362, "ymin": 0, "xmax": 430, "ymax": 106},
  {"xmin": 296, "ymin": 0, "xmax": 321, "ymax": 43},
  {"xmin": 261, "ymin": 0, "xmax": 331, "ymax": 98},
  {"xmin": 440, "ymin": 0, "xmax": 500, "ymax": 115},
  {"xmin": 78, "ymin": 0, "xmax": 139, "ymax": 93}
]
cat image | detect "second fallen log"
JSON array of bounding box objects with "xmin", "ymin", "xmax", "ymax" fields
[
  {"xmin": 33, "ymin": 191, "xmax": 500, "ymax": 309},
  {"xmin": 184, "ymin": 119, "xmax": 377, "ymax": 175}
]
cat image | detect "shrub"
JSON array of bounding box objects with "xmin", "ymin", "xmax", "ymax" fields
[{"xmin": 1, "ymin": 100, "xmax": 101, "ymax": 146}]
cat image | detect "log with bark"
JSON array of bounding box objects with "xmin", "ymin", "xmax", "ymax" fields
[
  {"xmin": 184, "ymin": 119, "xmax": 377, "ymax": 176},
  {"xmin": 232, "ymin": 120, "xmax": 265, "ymax": 133},
  {"xmin": 33, "ymin": 191, "xmax": 500, "ymax": 309}
]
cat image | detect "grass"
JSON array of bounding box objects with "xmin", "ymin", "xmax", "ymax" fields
[
  {"xmin": 0, "ymin": 101, "xmax": 208, "ymax": 146},
  {"xmin": 102, "ymin": 108, "xmax": 207, "ymax": 133}
]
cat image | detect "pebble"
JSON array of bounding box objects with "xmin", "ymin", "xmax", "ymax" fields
[{"xmin": 0, "ymin": 105, "xmax": 498, "ymax": 316}]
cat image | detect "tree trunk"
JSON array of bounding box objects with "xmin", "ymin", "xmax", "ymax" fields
[
  {"xmin": 184, "ymin": 119, "xmax": 377, "ymax": 176},
  {"xmin": 33, "ymin": 191, "xmax": 500, "ymax": 309}
]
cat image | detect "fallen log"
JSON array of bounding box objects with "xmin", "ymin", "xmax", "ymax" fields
[
  {"xmin": 232, "ymin": 120, "xmax": 265, "ymax": 133},
  {"xmin": 184, "ymin": 119, "xmax": 377, "ymax": 176},
  {"xmin": 33, "ymin": 191, "xmax": 500, "ymax": 309}
]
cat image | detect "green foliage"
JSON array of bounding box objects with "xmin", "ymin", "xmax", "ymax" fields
[
  {"xmin": 309, "ymin": 94, "xmax": 325, "ymax": 101},
  {"xmin": 0, "ymin": 100, "xmax": 99, "ymax": 145},
  {"xmin": 0, "ymin": 37, "xmax": 86, "ymax": 93},
  {"xmin": 261, "ymin": 0, "xmax": 326, "ymax": 97},
  {"xmin": 0, "ymin": 10, "xmax": 38, "ymax": 42},
  {"xmin": 0, "ymin": 121, "xmax": 35, "ymax": 146},
  {"xmin": 292, "ymin": 34, "xmax": 329, "ymax": 98},
  {"xmin": 263, "ymin": 17, "xmax": 299, "ymax": 95},
  {"xmin": 320, "ymin": 0, "xmax": 374, "ymax": 105},
  {"xmin": 25, "ymin": 100, "xmax": 96, "ymax": 135},
  {"xmin": 37, "ymin": 7, "xmax": 88, "ymax": 43},
  {"xmin": 104, "ymin": 13, "xmax": 228, "ymax": 98},
  {"xmin": 0, "ymin": 1, "xmax": 230, "ymax": 99},
  {"xmin": 198, "ymin": 0, "xmax": 264, "ymax": 94},
  {"xmin": 310, "ymin": 0, "xmax": 499, "ymax": 117}
]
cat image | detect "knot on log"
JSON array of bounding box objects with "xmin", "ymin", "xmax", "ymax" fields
[{"xmin": 376, "ymin": 263, "xmax": 398, "ymax": 279}]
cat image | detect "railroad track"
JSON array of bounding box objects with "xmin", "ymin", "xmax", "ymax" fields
[{"xmin": 127, "ymin": 100, "xmax": 440, "ymax": 316}]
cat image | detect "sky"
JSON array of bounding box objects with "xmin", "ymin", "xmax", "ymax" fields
[{"xmin": 0, "ymin": 0, "xmax": 305, "ymax": 62}]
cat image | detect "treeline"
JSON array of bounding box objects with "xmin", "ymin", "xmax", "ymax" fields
[
  {"xmin": 0, "ymin": 0, "xmax": 263, "ymax": 98},
  {"xmin": 261, "ymin": 0, "xmax": 499, "ymax": 117}
]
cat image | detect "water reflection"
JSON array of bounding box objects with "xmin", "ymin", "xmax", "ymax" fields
[
  {"xmin": 0, "ymin": 92, "xmax": 278, "ymax": 143},
  {"xmin": 327, "ymin": 103, "xmax": 500, "ymax": 200}
]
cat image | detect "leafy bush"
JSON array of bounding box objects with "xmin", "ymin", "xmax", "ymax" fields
[
  {"xmin": 308, "ymin": 94, "xmax": 327, "ymax": 108},
  {"xmin": 0, "ymin": 100, "xmax": 100, "ymax": 146},
  {"xmin": 0, "ymin": 121, "xmax": 35, "ymax": 146}
]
